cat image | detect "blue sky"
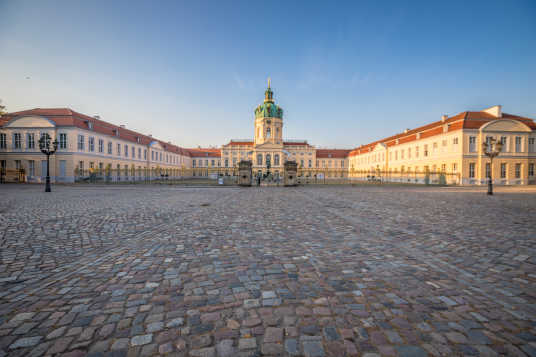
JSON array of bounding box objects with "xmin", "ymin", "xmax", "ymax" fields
[{"xmin": 1, "ymin": 0, "xmax": 535, "ymax": 148}]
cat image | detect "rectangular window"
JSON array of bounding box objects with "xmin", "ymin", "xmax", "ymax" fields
[
  {"xmin": 138, "ymin": 148, "xmax": 141, "ymax": 159},
  {"xmin": 144, "ymin": 149, "xmax": 147, "ymax": 159},
  {"xmin": 500, "ymin": 163, "xmax": 506, "ymax": 178},
  {"xmin": 424, "ymin": 145, "xmax": 428, "ymax": 157},
  {"xmin": 117, "ymin": 143, "xmax": 121, "ymax": 155},
  {"xmin": 211, "ymin": 159, "xmax": 215, "ymax": 166},
  {"xmin": 59, "ymin": 133, "xmax": 67, "ymax": 149},
  {"xmin": 132, "ymin": 147, "xmax": 135, "ymax": 158},
  {"xmin": 469, "ymin": 136, "xmax": 476, "ymax": 152},
  {"xmin": 401, "ymin": 150, "xmax": 404, "ymax": 159},
  {"xmin": 515, "ymin": 163, "xmax": 521, "ymax": 178},
  {"xmin": 515, "ymin": 137, "xmax": 522, "ymax": 152},
  {"xmin": 529, "ymin": 163, "xmax": 534, "ymax": 177},
  {"xmin": 408, "ymin": 148, "xmax": 411, "ymax": 159},
  {"xmin": 79, "ymin": 161, "xmax": 84, "ymax": 171},
  {"xmin": 0, "ymin": 133, "xmax": 6, "ymax": 148},
  {"xmin": 485, "ymin": 163, "xmax": 491, "ymax": 178},
  {"xmin": 415, "ymin": 146, "xmax": 419, "ymax": 158},
  {"xmin": 108, "ymin": 142, "xmax": 112, "ymax": 154},
  {"xmin": 78, "ymin": 135, "xmax": 85, "ymax": 150},
  {"xmin": 27, "ymin": 133, "xmax": 35, "ymax": 149},
  {"xmin": 125, "ymin": 144, "xmax": 128, "ymax": 157},
  {"xmin": 193, "ymin": 160, "xmax": 196, "ymax": 167},
  {"xmin": 160, "ymin": 152, "xmax": 162, "ymax": 161},
  {"xmin": 151, "ymin": 151, "xmax": 154, "ymax": 160},
  {"xmin": 232, "ymin": 158, "xmax": 236, "ymax": 166},
  {"xmin": 500, "ymin": 136, "xmax": 507, "ymax": 148},
  {"xmin": 98, "ymin": 139, "xmax": 104, "ymax": 153},
  {"xmin": 453, "ymin": 137, "xmax": 458, "ymax": 145},
  {"xmin": 224, "ymin": 159, "xmax": 228, "ymax": 167},
  {"xmin": 88, "ymin": 137, "xmax": 95, "ymax": 152},
  {"xmin": 341, "ymin": 160, "xmax": 344, "ymax": 168},
  {"xmin": 205, "ymin": 159, "xmax": 208, "ymax": 166},
  {"xmin": 452, "ymin": 163, "xmax": 457, "ymax": 172},
  {"xmin": 28, "ymin": 160, "xmax": 35, "ymax": 176},
  {"xmin": 469, "ymin": 163, "xmax": 475, "ymax": 178},
  {"xmin": 529, "ymin": 138, "xmax": 535, "ymax": 152},
  {"xmin": 14, "ymin": 133, "xmax": 22, "ymax": 149}
]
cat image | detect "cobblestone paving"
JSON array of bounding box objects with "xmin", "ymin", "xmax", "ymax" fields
[{"xmin": 0, "ymin": 184, "xmax": 535, "ymax": 357}]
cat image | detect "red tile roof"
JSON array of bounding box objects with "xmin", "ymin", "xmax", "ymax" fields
[
  {"xmin": 1, "ymin": 108, "xmax": 191, "ymax": 156},
  {"xmin": 284, "ymin": 141, "xmax": 309, "ymax": 146},
  {"xmin": 349, "ymin": 109, "xmax": 536, "ymax": 157},
  {"xmin": 316, "ymin": 149, "xmax": 351, "ymax": 159},
  {"xmin": 187, "ymin": 148, "xmax": 222, "ymax": 157},
  {"xmin": 226, "ymin": 140, "xmax": 254, "ymax": 146}
]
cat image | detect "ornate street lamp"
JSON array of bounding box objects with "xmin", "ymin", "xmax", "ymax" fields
[
  {"xmin": 38, "ymin": 133, "xmax": 58, "ymax": 192},
  {"xmin": 482, "ymin": 137, "xmax": 503, "ymax": 195}
]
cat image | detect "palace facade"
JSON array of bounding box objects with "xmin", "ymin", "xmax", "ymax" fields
[
  {"xmin": 1, "ymin": 83, "xmax": 535, "ymax": 185},
  {"xmin": 348, "ymin": 105, "xmax": 536, "ymax": 185}
]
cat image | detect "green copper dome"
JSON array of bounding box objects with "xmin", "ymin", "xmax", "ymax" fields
[{"xmin": 254, "ymin": 84, "xmax": 283, "ymax": 119}]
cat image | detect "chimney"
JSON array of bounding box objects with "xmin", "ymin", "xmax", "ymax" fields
[
  {"xmin": 404, "ymin": 128, "xmax": 410, "ymax": 134},
  {"xmin": 120, "ymin": 125, "xmax": 126, "ymax": 129},
  {"xmin": 482, "ymin": 105, "xmax": 502, "ymax": 118},
  {"xmin": 441, "ymin": 115, "xmax": 448, "ymax": 122},
  {"xmin": 148, "ymin": 134, "xmax": 152, "ymax": 137}
]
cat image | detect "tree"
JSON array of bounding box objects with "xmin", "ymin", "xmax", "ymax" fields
[{"xmin": 0, "ymin": 100, "xmax": 6, "ymax": 116}]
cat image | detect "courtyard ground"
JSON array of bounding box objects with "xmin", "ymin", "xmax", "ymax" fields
[{"xmin": 0, "ymin": 184, "xmax": 535, "ymax": 357}]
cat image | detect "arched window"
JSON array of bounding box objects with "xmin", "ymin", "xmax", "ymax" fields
[
  {"xmin": 266, "ymin": 127, "xmax": 271, "ymax": 139},
  {"xmin": 266, "ymin": 154, "xmax": 271, "ymax": 166},
  {"xmin": 257, "ymin": 154, "xmax": 262, "ymax": 165},
  {"xmin": 274, "ymin": 154, "xmax": 280, "ymax": 166}
]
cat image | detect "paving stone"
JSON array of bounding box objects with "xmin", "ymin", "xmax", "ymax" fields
[
  {"xmin": 190, "ymin": 347, "xmax": 216, "ymax": 357},
  {"xmin": 285, "ymin": 339, "xmax": 300, "ymax": 356},
  {"xmin": 238, "ymin": 338, "xmax": 256, "ymax": 350},
  {"xmin": 264, "ymin": 327, "xmax": 283, "ymax": 343},
  {"xmin": 395, "ymin": 345, "xmax": 428, "ymax": 357},
  {"xmin": 302, "ymin": 338, "xmax": 325, "ymax": 357},
  {"xmin": 216, "ymin": 339, "xmax": 236, "ymax": 357},
  {"xmin": 9, "ymin": 336, "xmax": 42, "ymax": 349},
  {"xmin": 130, "ymin": 334, "xmax": 152, "ymax": 346}
]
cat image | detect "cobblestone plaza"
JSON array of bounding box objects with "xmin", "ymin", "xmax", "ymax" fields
[{"xmin": 0, "ymin": 185, "xmax": 535, "ymax": 357}]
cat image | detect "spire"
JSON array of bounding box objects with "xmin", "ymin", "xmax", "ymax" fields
[{"xmin": 264, "ymin": 78, "xmax": 274, "ymax": 103}]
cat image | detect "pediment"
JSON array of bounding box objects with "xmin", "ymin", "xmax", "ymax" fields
[
  {"xmin": 481, "ymin": 119, "xmax": 531, "ymax": 133},
  {"xmin": 5, "ymin": 116, "xmax": 55, "ymax": 128},
  {"xmin": 149, "ymin": 141, "xmax": 164, "ymax": 150},
  {"xmin": 372, "ymin": 143, "xmax": 387, "ymax": 152}
]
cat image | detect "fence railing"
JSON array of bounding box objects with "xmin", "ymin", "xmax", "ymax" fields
[
  {"xmin": 1, "ymin": 167, "xmax": 460, "ymax": 186},
  {"xmin": 347, "ymin": 170, "xmax": 460, "ymax": 185}
]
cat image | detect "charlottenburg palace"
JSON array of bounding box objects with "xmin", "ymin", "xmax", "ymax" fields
[{"xmin": 1, "ymin": 83, "xmax": 535, "ymax": 185}]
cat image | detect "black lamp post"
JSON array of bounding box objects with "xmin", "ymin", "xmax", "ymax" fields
[
  {"xmin": 482, "ymin": 137, "xmax": 503, "ymax": 195},
  {"xmin": 38, "ymin": 133, "xmax": 58, "ymax": 192}
]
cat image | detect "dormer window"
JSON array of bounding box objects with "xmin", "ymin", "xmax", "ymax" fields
[{"xmin": 85, "ymin": 121, "xmax": 94, "ymax": 130}]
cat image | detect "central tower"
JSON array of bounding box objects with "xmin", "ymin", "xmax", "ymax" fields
[{"xmin": 254, "ymin": 79, "xmax": 283, "ymax": 146}]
